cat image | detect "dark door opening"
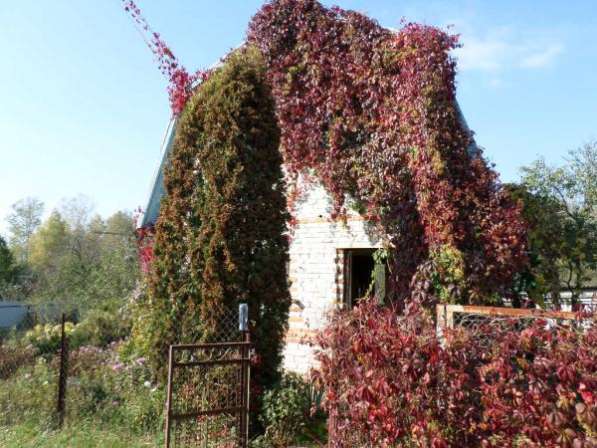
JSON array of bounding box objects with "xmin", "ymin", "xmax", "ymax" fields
[{"xmin": 343, "ymin": 249, "xmax": 386, "ymax": 308}]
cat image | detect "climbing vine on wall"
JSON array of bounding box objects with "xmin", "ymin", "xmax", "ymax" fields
[
  {"xmin": 125, "ymin": 0, "xmax": 528, "ymax": 306},
  {"xmin": 248, "ymin": 0, "xmax": 527, "ymax": 305}
]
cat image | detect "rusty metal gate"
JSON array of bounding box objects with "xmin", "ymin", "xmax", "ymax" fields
[{"xmin": 165, "ymin": 305, "xmax": 251, "ymax": 448}]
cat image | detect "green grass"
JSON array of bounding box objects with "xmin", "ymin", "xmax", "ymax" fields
[{"xmin": 0, "ymin": 421, "xmax": 163, "ymax": 448}]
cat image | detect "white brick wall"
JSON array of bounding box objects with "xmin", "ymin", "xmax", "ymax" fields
[{"xmin": 282, "ymin": 182, "xmax": 381, "ymax": 373}]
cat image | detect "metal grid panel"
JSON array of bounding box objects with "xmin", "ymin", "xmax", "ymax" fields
[
  {"xmin": 208, "ymin": 304, "xmax": 244, "ymax": 343},
  {"xmin": 165, "ymin": 304, "xmax": 250, "ymax": 448},
  {"xmin": 436, "ymin": 304, "xmax": 588, "ymax": 345}
]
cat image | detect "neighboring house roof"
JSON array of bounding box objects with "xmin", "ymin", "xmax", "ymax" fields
[
  {"xmin": 0, "ymin": 301, "xmax": 29, "ymax": 329},
  {"xmin": 137, "ymin": 102, "xmax": 479, "ymax": 231}
]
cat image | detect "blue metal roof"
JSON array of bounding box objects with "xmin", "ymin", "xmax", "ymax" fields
[
  {"xmin": 137, "ymin": 119, "xmax": 177, "ymax": 229},
  {"xmin": 0, "ymin": 302, "xmax": 29, "ymax": 328}
]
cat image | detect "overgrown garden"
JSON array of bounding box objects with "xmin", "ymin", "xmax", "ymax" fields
[{"xmin": 1, "ymin": 0, "xmax": 596, "ymax": 446}]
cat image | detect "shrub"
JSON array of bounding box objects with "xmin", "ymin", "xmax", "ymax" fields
[
  {"xmin": 0, "ymin": 343, "xmax": 36, "ymax": 380},
  {"xmin": 23, "ymin": 310, "xmax": 129, "ymax": 356},
  {"xmin": 138, "ymin": 46, "xmax": 290, "ymax": 396},
  {"xmin": 315, "ymin": 300, "xmax": 597, "ymax": 447},
  {"xmin": 252, "ymin": 373, "xmax": 323, "ymax": 447},
  {"xmin": 24, "ymin": 322, "xmax": 75, "ymax": 356},
  {"xmin": 61, "ymin": 344, "xmax": 163, "ymax": 431},
  {"xmin": 0, "ymin": 357, "xmax": 55, "ymax": 426},
  {"xmin": 0, "ymin": 342, "xmax": 163, "ymax": 432},
  {"xmin": 72, "ymin": 309, "xmax": 130, "ymax": 348}
]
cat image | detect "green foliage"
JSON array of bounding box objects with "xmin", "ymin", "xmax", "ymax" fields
[
  {"xmin": 517, "ymin": 141, "xmax": 597, "ymax": 305},
  {"xmin": 0, "ymin": 358, "xmax": 55, "ymax": 427},
  {"xmin": 0, "ymin": 422, "xmax": 163, "ymax": 448},
  {"xmin": 137, "ymin": 46, "xmax": 290, "ymax": 394},
  {"xmin": 24, "ymin": 322, "xmax": 76, "ymax": 356},
  {"xmin": 74, "ymin": 309, "xmax": 130, "ymax": 347},
  {"xmin": 0, "ymin": 235, "xmax": 18, "ymax": 295},
  {"xmin": 252, "ymin": 373, "xmax": 325, "ymax": 447},
  {"xmin": 5, "ymin": 197, "xmax": 44, "ymax": 264},
  {"xmin": 0, "ymin": 345, "xmax": 164, "ymax": 443},
  {"xmin": 506, "ymin": 185, "xmax": 566, "ymax": 305},
  {"xmin": 0, "ymin": 343, "xmax": 35, "ymax": 380},
  {"xmin": 26, "ymin": 204, "xmax": 139, "ymax": 314},
  {"xmin": 23, "ymin": 311, "xmax": 130, "ymax": 356}
]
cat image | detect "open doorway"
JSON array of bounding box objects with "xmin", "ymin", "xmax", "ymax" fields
[{"xmin": 342, "ymin": 249, "xmax": 386, "ymax": 308}]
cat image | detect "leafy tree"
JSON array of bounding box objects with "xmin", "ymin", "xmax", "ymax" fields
[
  {"xmin": 506, "ymin": 185, "xmax": 565, "ymax": 306},
  {"xmin": 0, "ymin": 236, "xmax": 18, "ymax": 296},
  {"xmin": 6, "ymin": 197, "xmax": 44, "ymax": 263},
  {"xmin": 88, "ymin": 211, "xmax": 139, "ymax": 311},
  {"xmin": 520, "ymin": 141, "xmax": 597, "ymax": 306},
  {"xmin": 139, "ymin": 47, "xmax": 290, "ymax": 393},
  {"xmin": 28, "ymin": 203, "xmax": 139, "ymax": 314},
  {"xmin": 29, "ymin": 211, "xmax": 72, "ymax": 307}
]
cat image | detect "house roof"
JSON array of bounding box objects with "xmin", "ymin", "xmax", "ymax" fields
[
  {"xmin": 0, "ymin": 301, "xmax": 29, "ymax": 328},
  {"xmin": 137, "ymin": 118, "xmax": 176, "ymax": 229}
]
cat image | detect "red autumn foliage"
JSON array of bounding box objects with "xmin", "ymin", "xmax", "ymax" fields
[
  {"xmin": 124, "ymin": 0, "xmax": 528, "ymax": 305},
  {"xmin": 122, "ymin": 0, "xmax": 207, "ymax": 115},
  {"xmin": 315, "ymin": 301, "xmax": 597, "ymax": 447},
  {"xmin": 134, "ymin": 224, "xmax": 155, "ymax": 274},
  {"xmin": 248, "ymin": 0, "xmax": 528, "ymax": 303}
]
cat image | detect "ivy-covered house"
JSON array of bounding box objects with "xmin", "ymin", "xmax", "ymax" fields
[
  {"xmin": 138, "ymin": 110, "xmax": 480, "ymax": 374},
  {"xmin": 135, "ymin": 0, "xmax": 529, "ymax": 375}
]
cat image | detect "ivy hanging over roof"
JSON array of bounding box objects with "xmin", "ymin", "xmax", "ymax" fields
[{"xmin": 125, "ymin": 0, "xmax": 528, "ymax": 305}]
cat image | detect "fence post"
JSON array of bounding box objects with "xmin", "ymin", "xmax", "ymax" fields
[
  {"xmin": 239, "ymin": 303, "xmax": 250, "ymax": 448},
  {"xmin": 164, "ymin": 345, "xmax": 174, "ymax": 448},
  {"xmin": 56, "ymin": 313, "xmax": 68, "ymax": 428}
]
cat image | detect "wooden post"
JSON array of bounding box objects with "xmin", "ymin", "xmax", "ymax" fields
[{"xmin": 56, "ymin": 313, "xmax": 68, "ymax": 428}]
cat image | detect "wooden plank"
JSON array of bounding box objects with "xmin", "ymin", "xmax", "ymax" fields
[{"xmin": 452, "ymin": 305, "xmax": 577, "ymax": 320}]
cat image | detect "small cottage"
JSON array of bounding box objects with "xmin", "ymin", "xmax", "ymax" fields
[{"xmin": 137, "ymin": 107, "xmax": 479, "ymax": 373}]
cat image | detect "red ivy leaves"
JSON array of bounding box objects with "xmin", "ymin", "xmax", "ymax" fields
[
  {"xmin": 315, "ymin": 301, "xmax": 597, "ymax": 447},
  {"xmin": 125, "ymin": 0, "xmax": 528, "ymax": 303},
  {"xmin": 122, "ymin": 0, "xmax": 206, "ymax": 115},
  {"xmin": 247, "ymin": 0, "xmax": 528, "ymax": 303},
  {"xmin": 135, "ymin": 224, "xmax": 155, "ymax": 274}
]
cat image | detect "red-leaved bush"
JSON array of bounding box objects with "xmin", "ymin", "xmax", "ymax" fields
[{"xmin": 314, "ymin": 301, "xmax": 597, "ymax": 447}]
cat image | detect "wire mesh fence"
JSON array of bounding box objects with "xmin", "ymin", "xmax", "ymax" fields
[
  {"xmin": 1, "ymin": 300, "xmax": 252, "ymax": 446},
  {"xmin": 165, "ymin": 304, "xmax": 251, "ymax": 448},
  {"xmin": 435, "ymin": 304, "xmax": 591, "ymax": 347}
]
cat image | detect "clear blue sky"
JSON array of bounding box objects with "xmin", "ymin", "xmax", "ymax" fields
[{"xmin": 1, "ymin": 0, "xmax": 596, "ymax": 236}]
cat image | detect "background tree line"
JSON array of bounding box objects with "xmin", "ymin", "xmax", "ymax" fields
[
  {"xmin": 509, "ymin": 141, "xmax": 596, "ymax": 308},
  {"xmin": 0, "ymin": 141, "xmax": 595, "ymax": 315},
  {"xmin": 0, "ymin": 195, "xmax": 139, "ymax": 316}
]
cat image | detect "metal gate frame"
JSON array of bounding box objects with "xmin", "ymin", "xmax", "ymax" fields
[{"xmin": 165, "ymin": 334, "xmax": 251, "ymax": 448}]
